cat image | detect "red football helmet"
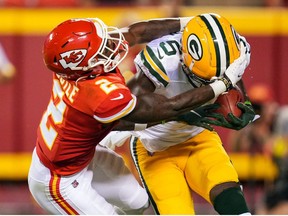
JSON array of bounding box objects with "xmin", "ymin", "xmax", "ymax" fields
[{"xmin": 43, "ymin": 18, "xmax": 129, "ymax": 80}]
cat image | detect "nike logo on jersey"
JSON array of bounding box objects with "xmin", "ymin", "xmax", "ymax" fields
[
  {"xmin": 157, "ymin": 48, "xmax": 164, "ymax": 59},
  {"xmin": 111, "ymin": 93, "xmax": 124, "ymax": 101}
]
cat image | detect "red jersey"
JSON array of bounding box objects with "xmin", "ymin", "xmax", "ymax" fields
[{"xmin": 36, "ymin": 68, "xmax": 137, "ymax": 175}]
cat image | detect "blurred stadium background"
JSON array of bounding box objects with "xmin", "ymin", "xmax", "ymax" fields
[{"xmin": 0, "ymin": 0, "xmax": 288, "ymax": 214}]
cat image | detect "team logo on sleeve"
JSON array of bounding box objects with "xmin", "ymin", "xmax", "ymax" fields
[
  {"xmin": 187, "ymin": 34, "xmax": 203, "ymax": 61},
  {"xmin": 59, "ymin": 49, "xmax": 87, "ymax": 69}
]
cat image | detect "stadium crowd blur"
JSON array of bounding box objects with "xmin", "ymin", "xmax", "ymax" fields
[
  {"xmin": 227, "ymin": 83, "xmax": 288, "ymax": 214},
  {"xmin": 1, "ymin": 0, "xmax": 288, "ymax": 214}
]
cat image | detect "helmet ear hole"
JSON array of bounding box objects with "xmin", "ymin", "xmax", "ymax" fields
[{"xmin": 182, "ymin": 13, "xmax": 241, "ymax": 81}]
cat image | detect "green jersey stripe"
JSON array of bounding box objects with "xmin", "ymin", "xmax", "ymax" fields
[{"xmin": 140, "ymin": 46, "xmax": 169, "ymax": 86}]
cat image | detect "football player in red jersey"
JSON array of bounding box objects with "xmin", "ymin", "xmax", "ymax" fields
[{"xmin": 28, "ymin": 17, "xmax": 249, "ymax": 215}]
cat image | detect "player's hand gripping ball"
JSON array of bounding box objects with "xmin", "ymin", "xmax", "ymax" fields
[
  {"xmin": 214, "ymin": 86, "xmax": 244, "ymax": 122},
  {"xmin": 202, "ymin": 87, "xmax": 256, "ymax": 130}
]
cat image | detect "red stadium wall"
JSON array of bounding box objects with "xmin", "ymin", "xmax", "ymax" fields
[
  {"xmin": 0, "ymin": 7, "xmax": 287, "ymax": 179},
  {"xmin": 0, "ymin": 35, "xmax": 50, "ymax": 152}
]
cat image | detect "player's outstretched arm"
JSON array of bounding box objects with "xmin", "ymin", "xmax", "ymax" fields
[
  {"xmin": 114, "ymin": 85, "xmax": 216, "ymax": 131},
  {"xmin": 114, "ymin": 17, "xmax": 193, "ymax": 47},
  {"xmin": 123, "ymin": 84, "xmax": 216, "ymax": 123}
]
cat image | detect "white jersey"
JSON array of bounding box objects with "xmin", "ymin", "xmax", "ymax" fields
[{"xmin": 133, "ymin": 33, "xmax": 213, "ymax": 152}]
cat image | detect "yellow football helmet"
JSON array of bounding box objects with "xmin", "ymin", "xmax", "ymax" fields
[{"xmin": 182, "ymin": 13, "xmax": 241, "ymax": 84}]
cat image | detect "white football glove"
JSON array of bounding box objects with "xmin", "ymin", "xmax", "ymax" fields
[
  {"xmin": 221, "ymin": 40, "xmax": 250, "ymax": 90},
  {"xmin": 239, "ymin": 35, "xmax": 251, "ymax": 67},
  {"xmin": 209, "ymin": 38, "xmax": 251, "ymax": 97}
]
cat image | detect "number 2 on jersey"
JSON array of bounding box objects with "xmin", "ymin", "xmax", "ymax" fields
[{"xmin": 39, "ymin": 80, "xmax": 67, "ymax": 149}]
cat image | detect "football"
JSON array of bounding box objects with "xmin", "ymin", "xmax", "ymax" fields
[{"xmin": 214, "ymin": 87, "xmax": 244, "ymax": 121}]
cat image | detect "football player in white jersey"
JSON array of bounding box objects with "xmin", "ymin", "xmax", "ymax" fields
[
  {"xmin": 111, "ymin": 13, "xmax": 255, "ymax": 215},
  {"xmin": 28, "ymin": 15, "xmax": 249, "ymax": 215}
]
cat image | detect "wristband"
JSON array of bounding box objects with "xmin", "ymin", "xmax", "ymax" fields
[
  {"xmin": 134, "ymin": 123, "xmax": 148, "ymax": 131},
  {"xmin": 179, "ymin": 17, "xmax": 193, "ymax": 31},
  {"xmin": 209, "ymin": 80, "xmax": 227, "ymax": 98},
  {"xmin": 220, "ymin": 75, "xmax": 233, "ymax": 90}
]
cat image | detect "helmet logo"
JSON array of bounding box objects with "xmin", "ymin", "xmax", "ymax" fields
[
  {"xmin": 59, "ymin": 49, "xmax": 87, "ymax": 69},
  {"xmin": 187, "ymin": 34, "xmax": 203, "ymax": 61}
]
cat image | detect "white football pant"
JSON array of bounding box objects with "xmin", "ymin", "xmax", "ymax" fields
[{"xmin": 28, "ymin": 144, "xmax": 148, "ymax": 215}]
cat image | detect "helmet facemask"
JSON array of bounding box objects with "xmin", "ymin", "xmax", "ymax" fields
[
  {"xmin": 181, "ymin": 59, "xmax": 214, "ymax": 88},
  {"xmin": 85, "ymin": 19, "xmax": 129, "ymax": 73}
]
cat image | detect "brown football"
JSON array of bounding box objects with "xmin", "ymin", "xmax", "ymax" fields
[{"xmin": 214, "ymin": 87, "xmax": 244, "ymax": 121}]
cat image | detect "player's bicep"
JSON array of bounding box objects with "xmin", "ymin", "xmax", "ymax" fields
[{"xmin": 126, "ymin": 69, "xmax": 155, "ymax": 96}]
